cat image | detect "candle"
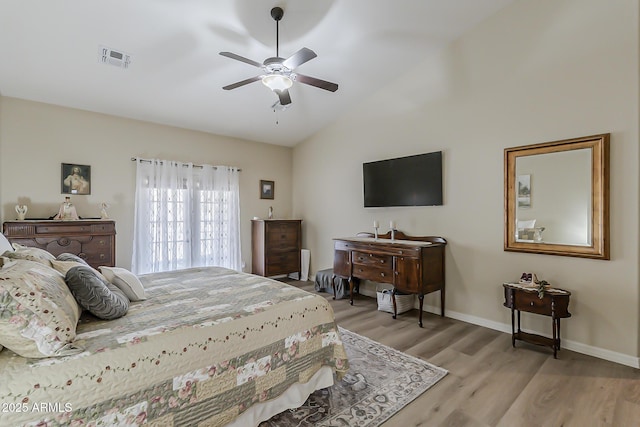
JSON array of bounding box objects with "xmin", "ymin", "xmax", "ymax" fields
[
  {"xmin": 390, "ymin": 220, "xmax": 396, "ymax": 230},
  {"xmin": 373, "ymin": 220, "xmax": 379, "ymax": 228}
]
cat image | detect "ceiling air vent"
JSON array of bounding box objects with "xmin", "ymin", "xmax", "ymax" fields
[{"xmin": 99, "ymin": 45, "xmax": 131, "ymax": 69}]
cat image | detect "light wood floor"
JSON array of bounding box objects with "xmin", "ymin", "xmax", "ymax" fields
[{"xmin": 287, "ymin": 279, "xmax": 640, "ymax": 427}]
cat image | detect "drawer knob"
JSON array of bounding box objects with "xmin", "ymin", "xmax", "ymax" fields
[
  {"xmin": 380, "ymin": 260, "xmax": 385, "ymax": 264},
  {"xmin": 78, "ymin": 253, "xmax": 87, "ymax": 259},
  {"xmin": 530, "ymin": 301, "xmax": 534, "ymax": 306},
  {"xmin": 380, "ymin": 272, "xmax": 385, "ymax": 277}
]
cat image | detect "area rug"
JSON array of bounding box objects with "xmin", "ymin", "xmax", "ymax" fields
[{"xmin": 260, "ymin": 327, "xmax": 447, "ymax": 427}]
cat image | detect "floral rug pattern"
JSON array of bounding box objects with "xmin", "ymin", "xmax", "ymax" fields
[{"xmin": 261, "ymin": 327, "xmax": 447, "ymax": 427}]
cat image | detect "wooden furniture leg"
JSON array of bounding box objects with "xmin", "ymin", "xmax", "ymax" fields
[
  {"xmin": 557, "ymin": 318, "xmax": 562, "ymax": 352},
  {"xmin": 349, "ymin": 277, "xmax": 354, "ymax": 305},
  {"xmin": 511, "ymin": 307, "xmax": 516, "ymax": 347},
  {"xmin": 418, "ymin": 294, "xmax": 425, "ymax": 327},
  {"xmin": 391, "ymin": 288, "xmax": 398, "ymax": 319},
  {"xmin": 330, "ymin": 274, "xmax": 337, "ymax": 300}
]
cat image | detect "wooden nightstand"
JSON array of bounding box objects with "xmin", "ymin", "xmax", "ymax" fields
[{"xmin": 503, "ymin": 283, "xmax": 571, "ymax": 358}]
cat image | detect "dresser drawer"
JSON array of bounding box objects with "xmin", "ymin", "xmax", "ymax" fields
[
  {"xmin": 267, "ymin": 227, "xmax": 298, "ymax": 246},
  {"xmin": 266, "ymin": 251, "xmax": 300, "ymax": 275},
  {"xmin": 82, "ymin": 251, "xmax": 113, "ymax": 266},
  {"xmin": 351, "ymin": 251, "xmax": 392, "ymax": 268},
  {"xmin": 91, "ymin": 223, "xmax": 116, "ymax": 233},
  {"xmin": 352, "ymin": 264, "xmax": 393, "ymax": 283},
  {"xmin": 266, "ymin": 250, "xmax": 299, "ymax": 265},
  {"xmin": 514, "ymin": 291, "xmax": 551, "ymax": 315},
  {"xmin": 37, "ymin": 224, "xmax": 92, "ymax": 234}
]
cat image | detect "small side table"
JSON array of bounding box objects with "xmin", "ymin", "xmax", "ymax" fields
[{"xmin": 503, "ymin": 283, "xmax": 571, "ymax": 358}]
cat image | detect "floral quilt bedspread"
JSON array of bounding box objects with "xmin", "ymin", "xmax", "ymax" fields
[{"xmin": 0, "ymin": 267, "xmax": 348, "ymax": 426}]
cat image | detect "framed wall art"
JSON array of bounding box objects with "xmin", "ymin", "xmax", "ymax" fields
[
  {"xmin": 260, "ymin": 180, "xmax": 274, "ymax": 199},
  {"xmin": 61, "ymin": 163, "xmax": 91, "ymax": 195}
]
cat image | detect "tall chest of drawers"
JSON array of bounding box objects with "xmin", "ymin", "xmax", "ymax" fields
[
  {"xmin": 2, "ymin": 220, "xmax": 116, "ymax": 269},
  {"xmin": 251, "ymin": 219, "xmax": 301, "ymax": 278}
]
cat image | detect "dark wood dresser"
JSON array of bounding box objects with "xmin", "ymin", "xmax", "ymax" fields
[
  {"xmin": 251, "ymin": 219, "xmax": 301, "ymax": 278},
  {"xmin": 2, "ymin": 220, "xmax": 116, "ymax": 269},
  {"xmin": 332, "ymin": 231, "xmax": 446, "ymax": 327}
]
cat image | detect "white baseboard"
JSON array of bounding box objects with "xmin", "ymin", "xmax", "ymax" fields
[{"xmin": 356, "ymin": 282, "xmax": 639, "ymax": 368}]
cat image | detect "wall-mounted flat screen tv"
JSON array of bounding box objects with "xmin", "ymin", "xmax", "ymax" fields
[{"xmin": 363, "ymin": 151, "xmax": 443, "ymax": 207}]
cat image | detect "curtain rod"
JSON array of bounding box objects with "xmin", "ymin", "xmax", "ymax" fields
[{"xmin": 131, "ymin": 157, "xmax": 241, "ymax": 171}]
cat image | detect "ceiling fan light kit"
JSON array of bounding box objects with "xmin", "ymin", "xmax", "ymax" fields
[
  {"xmin": 220, "ymin": 6, "xmax": 338, "ymax": 107},
  {"xmin": 262, "ymin": 74, "xmax": 293, "ymax": 92}
]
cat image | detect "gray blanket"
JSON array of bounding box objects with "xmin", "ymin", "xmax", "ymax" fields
[{"xmin": 314, "ymin": 269, "xmax": 355, "ymax": 299}]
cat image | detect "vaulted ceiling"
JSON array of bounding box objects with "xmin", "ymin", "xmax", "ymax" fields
[{"xmin": 0, "ymin": 0, "xmax": 515, "ymax": 146}]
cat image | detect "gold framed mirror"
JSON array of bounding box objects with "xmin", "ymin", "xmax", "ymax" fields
[{"xmin": 504, "ymin": 134, "xmax": 609, "ymax": 259}]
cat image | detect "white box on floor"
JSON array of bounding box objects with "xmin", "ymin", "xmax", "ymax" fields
[{"xmin": 289, "ymin": 249, "xmax": 310, "ymax": 281}]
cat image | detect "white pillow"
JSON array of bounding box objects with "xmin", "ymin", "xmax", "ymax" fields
[
  {"xmin": 0, "ymin": 233, "xmax": 13, "ymax": 254},
  {"xmin": 98, "ymin": 266, "xmax": 147, "ymax": 301},
  {"xmin": 517, "ymin": 219, "xmax": 536, "ymax": 229}
]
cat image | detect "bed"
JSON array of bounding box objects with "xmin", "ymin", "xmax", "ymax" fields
[{"xmin": 0, "ymin": 265, "xmax": 348, "ymax": 426}]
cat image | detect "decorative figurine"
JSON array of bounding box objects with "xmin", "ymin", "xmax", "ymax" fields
[
  {"xmin": 268, "ymin": 206, "xmax": 273, "ymax": 219},
  {"xmin": 15, "ymin": 204, "xmax": 28, "ymax": 221},
  {"xmin": 54, "ymin": 196, "xmax": 79, "ymax": 221},
  {"xmin": 99, "ymin": 202, "xmax": 110, "ymax": 219}
]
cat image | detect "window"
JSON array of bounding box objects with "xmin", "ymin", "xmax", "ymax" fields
[{"xmin": 132, "ymin": 159, "xmax": 241, "ymax": 274}]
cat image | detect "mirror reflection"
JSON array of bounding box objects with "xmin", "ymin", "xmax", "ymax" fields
[
  {"xmin": 504, "ymin": 134, "xmax": 609, "ymax": 260},
  {"xmin": 515, "ymin": 148, "xmax": 592, "ymax": 246}
]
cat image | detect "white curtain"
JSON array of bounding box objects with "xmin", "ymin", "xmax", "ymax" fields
[{"xmin": 132, "ymin": 159, "xmax": 241, "ymax": 274}]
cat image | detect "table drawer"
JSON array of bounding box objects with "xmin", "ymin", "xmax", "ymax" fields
[
  {"xmin": 514, "ymin": 291, "xmax": 551, "ymax": 315},
  {"xmin": 351, "ymin": 251, "xmax": 392, "ymax": 267},
  {"xmin": 352, "ymin": 264, "xmax": 393, "ymax": 283}
]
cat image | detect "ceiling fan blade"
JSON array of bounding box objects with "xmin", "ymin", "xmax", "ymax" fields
[
  {"xmin": 219, "ymin": 52, "xmax": 262, "ymax": 68},
  {"xmin": 275, "ymin": 89, "xmax": 292, "ymax": 105},
  {"xmin": 282, "ymin": 47, "xmax": 317, "ymax": 69},
  {"xmin": 222, "ymin": 76, "xmax": 261, "ymax": 90},
  {"xmin": 296, "ymin": 74, "xmax": 338, "ymax": 92}
]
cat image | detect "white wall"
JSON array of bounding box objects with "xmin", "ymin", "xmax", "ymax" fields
[
  {"xmin": 292, "ymin": 0, "xmax": 639, "ymax": 365},
  {"xmin": 0, "ymin": 97, "xmax": 294, "ymax": 272}
]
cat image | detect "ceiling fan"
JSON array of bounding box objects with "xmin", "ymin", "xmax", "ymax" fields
[{"xmin": 220, "ymin": 6, "xmax": 338, "ymax": 107}]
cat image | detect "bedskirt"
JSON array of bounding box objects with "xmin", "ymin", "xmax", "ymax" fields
[{"xmin": 0, "ymin": 266, "xmax": 348, "ymax": 426}]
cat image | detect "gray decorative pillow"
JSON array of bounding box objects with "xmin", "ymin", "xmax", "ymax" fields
[
  {"xmin": 65, "ymin": 266, "xmax": 130, "ymax": 320},
  {"xmin": 57, "ymin": 252, "xmax": 89, "ymax": 266}
]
